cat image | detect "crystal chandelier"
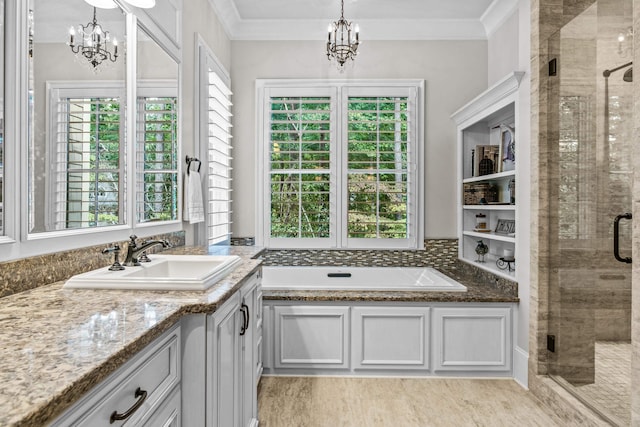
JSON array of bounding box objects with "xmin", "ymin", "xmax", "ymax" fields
[
  {"xmin": 326, "ymin": 0, "xmax": 360, "ymax": 67},
  {"xmin": 68, "ymin": 7, "xmax": 119, "ymax": 69}
]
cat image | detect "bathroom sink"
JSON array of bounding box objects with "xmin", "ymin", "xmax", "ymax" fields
[{"xmin": 63, "ymin": 255, "xmax": 242, "ymax": 291}]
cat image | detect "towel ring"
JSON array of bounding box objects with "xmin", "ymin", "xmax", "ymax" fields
[{"xmin": 185, "ymin": 156, "xmax": 201, "ymax": 175}]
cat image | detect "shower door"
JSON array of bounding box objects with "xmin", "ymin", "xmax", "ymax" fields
[{"xmin": 547, "ymin": 0, "xmax": 632, "ymax": 425}]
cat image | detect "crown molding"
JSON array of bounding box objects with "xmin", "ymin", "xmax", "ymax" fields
[
  {"xmin": 481, "ymin": 0, "xmax": 519, "ymax": 38},
  {"xmin": 209, "ymin": 0, "xmax": 520, "ymax": 41}
]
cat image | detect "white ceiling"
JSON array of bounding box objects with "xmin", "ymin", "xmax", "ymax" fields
[{"xmin": 208, "ymin": 0, "xmax": 520, "ymax": 40}]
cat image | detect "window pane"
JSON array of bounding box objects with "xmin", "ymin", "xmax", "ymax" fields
[
  {"xmin": 53, "ymin": 97, "xmax": 123, "ymax": 230},
  {"xmin": 269, "ymin": 96, "xmax": 332, "ymax": 239},
  {"xmin": 347, "ymin": 96, "xmax": 410, "ymax": 239},
  {"xmin": 137, "ymin": 97, "xmax": 178, "ymax": 222}
]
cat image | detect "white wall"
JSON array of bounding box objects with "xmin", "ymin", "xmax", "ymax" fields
[
  {"xmin": 488, "ymin": 1, "xmax": 531, "ymax": 387},
  {"xmin": 230, "ymin": 40, "xmax": 488, "ymax": 239},
  {"xmin": 181, "ymin": 0, "xmax": 231, "ymax": 245},
  {"xmin": 488, "ymin": 9, "xmax": 520, "ymax": 87}
]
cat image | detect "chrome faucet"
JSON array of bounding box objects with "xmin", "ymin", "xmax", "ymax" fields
[{"xmin": 123, "ymin": 235, "xmax": 170, "ymax": 266}]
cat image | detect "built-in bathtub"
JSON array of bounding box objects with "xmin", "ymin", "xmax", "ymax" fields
[{"xmin": 261, "ymin": 266, "xmax": 467, "ymax": 292}]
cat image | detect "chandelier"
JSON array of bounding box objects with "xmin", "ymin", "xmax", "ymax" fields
[
  {"xmin": 69, "ymin": 7, "xmax": 119, "ymax": 69},
  {"xmin": 326, "ymin": 0, "xmax": 360, "ymax": 67}
]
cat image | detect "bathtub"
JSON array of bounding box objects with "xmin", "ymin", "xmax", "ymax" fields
[{"xmin": 261, "ymin": 266, "xmax": 467, "ymax": 292}]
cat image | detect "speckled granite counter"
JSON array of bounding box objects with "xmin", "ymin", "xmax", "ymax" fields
[
  {"xmin": 262, "ymin": 266, "xmax": 519, "ymax": 303},
  {"xmin": 0, "ymin": 245, "xmax": 263, "ymax": 427},
  {"xmin": 0, "ymin": 246, "xmax": 517, "ymax": 426}
]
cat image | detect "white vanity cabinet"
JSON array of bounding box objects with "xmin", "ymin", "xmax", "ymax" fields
[
  {"xmin": 49, "ymin": 324, "xmax": 181, "ymax": 427},
  {"xmin": 207, "ymin": 270, "xmax": 261, "ymax": 427}
]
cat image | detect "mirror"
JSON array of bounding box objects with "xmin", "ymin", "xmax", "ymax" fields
[
  {"xmin": 29, "ymin": 0, "xmax": 126, "ymax": 232},
  {"xmin": 0, "ymin": 0, "xmax": 4, "ymax": 235},
  {"xmin": 135, "ymin": 25, "xmax": 178, "ymax": 224}
]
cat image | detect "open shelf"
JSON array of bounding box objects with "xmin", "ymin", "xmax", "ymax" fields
[
  {"xmin": 452, "ymin": 71, "xmax": 523, "ymax": 280},
  {"xmin": 463, "ymin": 170, "xmax": 515, "ymax": 184}
]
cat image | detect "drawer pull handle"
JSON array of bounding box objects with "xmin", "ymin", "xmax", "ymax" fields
[{"xmin": 110, "ymin": 387, "xmax": 147, "ymax": 424}]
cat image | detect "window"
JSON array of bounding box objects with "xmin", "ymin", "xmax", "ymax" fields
[
  {"xmin": 258, "ymin": 80, "xmax": 423, "ymax": 249},
  {"xmin": 197, "ymin": 40, "xmax": 233, "ymax": 247},
  {"xmin": 49, "ymin": 85, "xmax": 125, "ymax": 230},
  {"xmin": 136, "ymin": 90, "xmax": 178, "ymax": 223},
  {"xmin": 48, "ymin": 82, "xmax": 179, "ymax": 230}
]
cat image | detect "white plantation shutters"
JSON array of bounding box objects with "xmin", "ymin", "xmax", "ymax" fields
[
  {"xmin": 136, "ymin": 92, "xmax": 178, "ymax": 223},
  {"xmin": 260, "ymin": 81, "xmax": 422, "ymax": 249},
  {"xmin": 268, "ymin": 93, "xmax": 334, "ymax": 245},
  {"xmin": 206, "ymin": 71, "xmax": 233, "ymax": 245},
  {"xmin": 51, "ymin": 92, "xmax": 124, "ymax": 230},
  {"xmin": 345, "ymin": 88, "xmax": 417, "ymax": 247}
]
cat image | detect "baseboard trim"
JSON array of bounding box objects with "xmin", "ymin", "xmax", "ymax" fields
[{"xmin": 513, "ymin": 346, "xmax": 529, "ymax": 388}]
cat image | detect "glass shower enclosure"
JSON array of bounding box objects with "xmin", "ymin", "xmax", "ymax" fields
[{"xmin": 547, "ymin": 0, "xmax": 632, "ymax": 425}]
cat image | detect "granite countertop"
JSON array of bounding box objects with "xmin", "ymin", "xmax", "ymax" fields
[
  {"xmin": 0, "ymin": 245, "xmax": 263, "ymax": 427},
  {"xmin": 0, "ymin": 245, "xmax": 517, "ymax": 426},
  {"xmin": 262, "ymin": 266, "xmax": 519, "ymax": 303}
]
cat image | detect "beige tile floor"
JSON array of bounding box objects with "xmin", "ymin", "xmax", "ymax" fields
[
  {"xmin": 258, "ymin": 376, "xmax": 569, "ymax": 427},
  {"xmin": 556, "ymin": 341, "xmax": 630, "ymax": 427}
]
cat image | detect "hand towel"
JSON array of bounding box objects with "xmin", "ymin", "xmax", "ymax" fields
[{"xmin": 184, "ymin": 171, "xmax": 205, "ymax": 224}]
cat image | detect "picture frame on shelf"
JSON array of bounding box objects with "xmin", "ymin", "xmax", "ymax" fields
[
  {"xmin": 473, "ymin": 144, "xmax": 500, "ymax": 176},
  {"xmin": 495, "ymin": 218, "xmax": 515, "ymax": 234},
  {"xmin": 499, "ymin": 124, "xmax": 515, "ymax": 172}
]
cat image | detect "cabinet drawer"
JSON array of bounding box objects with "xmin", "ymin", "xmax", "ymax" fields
[{"xmin": 51, "ymin": 325, "xmax": 181, "ymax": 427}]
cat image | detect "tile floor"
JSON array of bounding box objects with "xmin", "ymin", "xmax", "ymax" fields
[
  {"xmin": 258, "ymin": 376, "xmax": 570, "ymax": 426},
  {"xmin": 557, "ymin": 341, "xmax": 630, "ymax": 426}
]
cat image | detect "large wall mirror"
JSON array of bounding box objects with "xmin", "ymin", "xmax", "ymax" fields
[
  {"xmin": 29, "ymin": 0, "xmax": 126, "ymax": 233},
  {"xmin": 27, "ymin": 0, "xmax": 180, "ymax": 234},
  {"xmin": 136, "ymin": 24, "xmax": 178, "ymax": 224},
  {"xmin": 0, "ymin": 0, "xmax": 4, "ymax": 236}
]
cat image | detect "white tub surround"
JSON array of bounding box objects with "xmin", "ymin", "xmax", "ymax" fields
[{"xmin": 262, "ymin": 266, "xmax": 467, "ymax": 292}]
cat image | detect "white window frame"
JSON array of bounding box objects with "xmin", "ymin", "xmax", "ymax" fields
[
  {"xmin": 135, "ymin": 80, "xmax": 179, "ymax": 224},
  {"xmin": 196, "ymin": 35, "xmax": 233, "ymax": 247},
  {"xmin": 46, "ymin": 82, "xmax": 126, "ymax": 232},
  {"xmin": 256, "ymin": 79, "xmax": 424, "ymax": 250}
]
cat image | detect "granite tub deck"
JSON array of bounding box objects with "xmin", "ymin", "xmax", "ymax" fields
[
  {"xmin": 262, "ymin": 266, "xmax": 518, "ymax": 303},
  {"xmin": 0, "ymin": 247, "xmax": 517, "ymax": 426},
  {"xmin": 0, "ymin": 246, "xmax": 262, "ymax": 427}
]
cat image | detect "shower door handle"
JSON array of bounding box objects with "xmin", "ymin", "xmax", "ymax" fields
[{"xmin": 613, "ymin": 213, "xmax": 632, "ymax": 264}]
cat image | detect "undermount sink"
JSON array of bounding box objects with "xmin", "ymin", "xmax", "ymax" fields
[{"xmin": 63, "ymin": 255, "xmax": 242, "ymax": 291}]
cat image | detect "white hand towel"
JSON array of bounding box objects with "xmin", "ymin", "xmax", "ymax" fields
[{"xmin": 184, "ymin": 171, "xmax": 205, "ymax": 224}]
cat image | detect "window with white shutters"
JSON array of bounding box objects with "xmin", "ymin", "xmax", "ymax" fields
[
  {"xmin": 136, "ymin": 94, "xmax": 178, "ymax": 223},
  {"xmin": 346, "ymin": 95, "xmax": 412, "ymax": 242},
  {"xmin": 258, "ymin": 81, "xmax": 423, "ymax": 249},
  {"xmin": 206, "ymin": 70, "xmax": 233, "ymax": 245},
  {"xmin": 51, "ymin": 94, "xmax": 123, "ymax": 230},
  {"xmin": 269, "ymin": 95, "xmax": 333, "ymax": 240}
]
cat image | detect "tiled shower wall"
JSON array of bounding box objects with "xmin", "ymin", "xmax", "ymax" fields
[{"xmin": 531, "ymin": 0, "xmax": 638, "ymax": 423}]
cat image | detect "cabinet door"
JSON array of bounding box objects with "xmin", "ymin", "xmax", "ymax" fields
[
  {"xmin": 274, "ymin": 306, "xmax": 350, "ymax": 369},
  {"xmin": 208, "ymin": 292, "xmax": 241, "ymax": 427},
  {"xmin": 352, "ymin": 306, "xmax": 430, "ymax": 370},
  {"xmin": 240, "ymin": 276, "xmax": 260, "ymax": 427},
  {"xmin": 433, "ymin": 306, "xmax": 512, "ymax": 372}
]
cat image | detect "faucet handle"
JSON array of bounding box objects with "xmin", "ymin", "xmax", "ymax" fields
[
  {"xmin": 138, "ymin": 251, "xmax": 150, "ymax": 263},
  {"xmin": 102, "ymin": 244, "xmax": 125, "ymax": 271},
  {"xmin": 129, "ymin": 235, "xmax": 138, "ymax": 248}
]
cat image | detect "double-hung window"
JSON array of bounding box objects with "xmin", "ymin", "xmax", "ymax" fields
[
  {"xmin": 48, "ymin": 82, "xmax": 178, "ymax": 230},
  {"xmin": 48, "ymin": 83, "xmax": 125, "ymax": 230},
  {"xmin": 197, "ymin": 41, "xmax": 233, "ymax": 247},
  {"xmin": 257, "ymin": 80, "xmax": 424, "ymax": 249}
]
